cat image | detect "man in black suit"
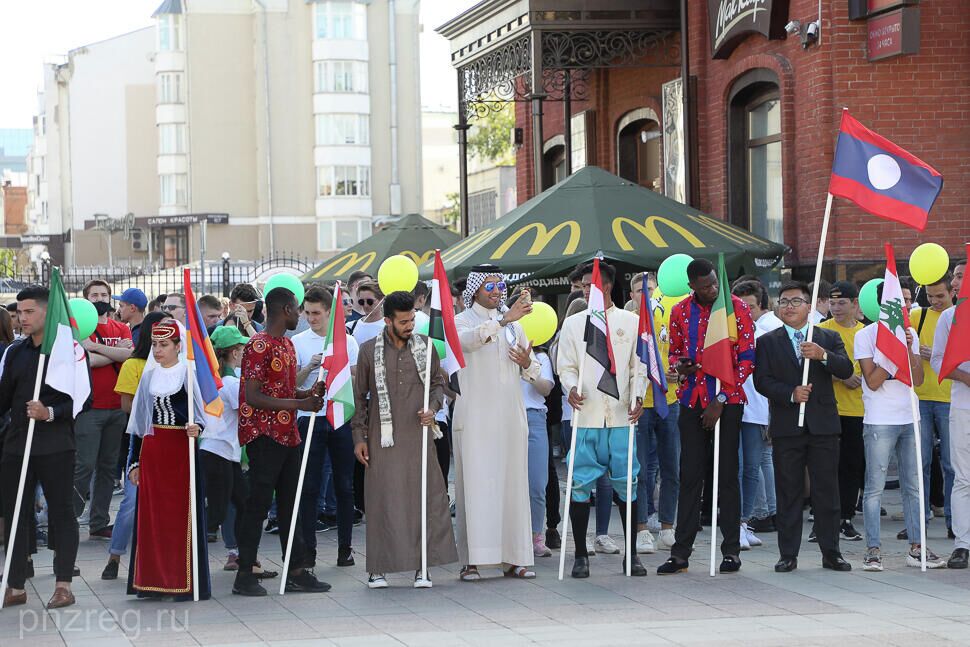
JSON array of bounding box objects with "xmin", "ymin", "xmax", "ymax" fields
[{"xmin": 754, "ymin": 281, "xmax": 854, "ymax": 573}]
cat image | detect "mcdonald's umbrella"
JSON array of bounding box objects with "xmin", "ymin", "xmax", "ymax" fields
[
  {"xmin": 302, "ymin": 213, "xmax": 460, "ymax": 283},
  {"xmin": 419, "ymin": 166, "xmax": 788, "ymax": 290}
]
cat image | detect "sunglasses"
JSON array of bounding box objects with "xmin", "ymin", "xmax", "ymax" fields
[
  {"xmin": 483, "ymin": 281, "xmax": 507, "ymax": 293},
  {"xmin": 161, "ymin": 304, "xmax": 182, "ymax": 312},
  {"xmin": 358, "ymin": 298, "xmax": 376, "ymax": 306}
]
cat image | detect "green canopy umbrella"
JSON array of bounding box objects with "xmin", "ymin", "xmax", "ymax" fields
[
  {"xmin": 303, "ymin": 213, "xmax": 459, "ymax": 283},
  {"xmin": 420, "ymin": 166, "xmax": 788, "ymax": 291}
]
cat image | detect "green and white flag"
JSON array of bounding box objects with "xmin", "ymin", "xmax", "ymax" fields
[
  {"xmin": 322, "ymin": 282, "xmax": 354, "ymax": 427},
  {"xmin": 41, "ymin": 268, "xmax": 91, "ymax": 417}
]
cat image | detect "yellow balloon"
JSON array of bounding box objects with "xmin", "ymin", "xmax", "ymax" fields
[
  {"xmin": 909, "ymin": 243, "xmax": 949, "ymax": 286},
  {"xmin": 519, "ymin": 301, "xmax": 558, "ymax": 346},
  {"xmin": 377, "ymin": 255, "xmax": 419, "ymax": 295}
]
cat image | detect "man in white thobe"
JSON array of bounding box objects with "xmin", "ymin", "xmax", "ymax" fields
[{"xmin": 453, "ymin": 264, "xmax": 541, "ymax": 580}]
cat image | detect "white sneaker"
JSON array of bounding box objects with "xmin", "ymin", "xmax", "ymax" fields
[
  {"xmin": 739, "ymin": 525, "xmax": 750, "ymax": 551},
  {"xmin": 659, "ymin": 528, "xmax": 676, "ymax": 549},
  {"xmin": 646, "ymin": 512, "xmax": 661, "ymax": 532},
  {"xmin": 636, "ymin": 530, "xmax": 656, "ymax": 554},
  {"xmin": 594, "ymin": 534, "xmax": 620, "ymax": 554},
  {"xmin": 907, "ymin": 545, "xmax": 947, "ymax": 569},
  {"xmin": 413, "ymin": 571, "xmax": 433, "ymax": 588},
  {"xmin": 367, "ymin": 573, "xmax": 388, "ymax": 589},
  {"xmin": 743, "ymin": 523, "xmax": 762, "ymax": 547}
]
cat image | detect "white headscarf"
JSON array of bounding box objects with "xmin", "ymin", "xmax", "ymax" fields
[{"xmin": 462, "ymin": 264, "xmax": 508, "ymax": 312}]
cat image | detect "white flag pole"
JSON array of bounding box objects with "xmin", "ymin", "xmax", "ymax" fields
[
  {"xmin": 709, "ymin": 378, "xmax": 721, "ymax": 578},
  {"xmin": 419, "ymin": 337, "xmax": 435, "ymax": 583},
  {"xmin": 558, "ymin": 349, "xmax": 586, "ymax": 581},
  {"xmin": 909, "ymin": 387, "xmax": 927, "ymax": 571},
  {"xmin": 625, "ymin": 420, "xmax": 635, "ymax": 577},
  {"xmin": 799, "ymin": 192, "xmax": 834, "ymax": 427},
  {"xmin": 186, "ymin": 358, "xmax": 200, "ymax": 602},
  {"xmin": 0, "ymin": 354, "xmax": 45, "ymax": 611}
]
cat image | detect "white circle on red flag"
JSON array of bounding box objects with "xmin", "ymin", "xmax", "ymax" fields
[{"xmin": 867, "ymin": 154, "xmax": 901, "ymax": 190}]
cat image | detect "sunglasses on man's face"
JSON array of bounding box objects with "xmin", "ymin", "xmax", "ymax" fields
[
  {"xmin": 358, "ymin": 298, "xmax": 376, "ymax": 306},
  {"xmin": 483, "ymin": 281, "xmax": 507, "ymax": 293},
  {"xmin": 162, "ymin": 304, "xmax": 182, "ymax": 312}
]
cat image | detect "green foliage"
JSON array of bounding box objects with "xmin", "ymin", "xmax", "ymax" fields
[
  {"xmin": 440, "ymin": 192, "xmax": 460, "ymax": 232},
  {"xmin": 468, "ymin": 103, "xmax": 515, "ymax": 165}
]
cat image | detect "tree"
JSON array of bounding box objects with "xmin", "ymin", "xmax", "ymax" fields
[
  {"xmin": 468, "ymin": 103, "xmax": 515, "ymax": 166},
  {"xmin": 440, "ymin": 192, "xmax": 460, "ymax": 233}
]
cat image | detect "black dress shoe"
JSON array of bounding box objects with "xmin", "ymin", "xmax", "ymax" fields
[
  {"xmin": 774, "ymin": 557, "xmax": 798, "ymax": 573},
  {"xmin": 571, "ymin": 556, "xmax": 590, "ymax": 578},
  {"xmin": 657, "ymin": 557, "xmax": 689, "ymax": 575},
  {"xmin": 719, "ymin": 555, "xmax": 741, "ymax": 573},
  {"xmin": 545, "ymin": 528, "xmax": 562, "ymax": 550},
  {"xmin": 285, "ymin": 569, "xmax": 332, "ymax": 593},
  {"xmin": 822, "ymin": 553, "xmax": 852, "ymax": 572},
  {"xmin": 947, "ymin": 548, "xmax": 969, "ymax": 569},
  {"xmin": 337, "ymin": 545, "xmax": 355, "ymax": 567},
  {"xmin": 232, "ymin": 572, "xmax": 267, "ymax": 597},
  {"xmin": 622, "ymin": 554, "xmax": 647, "ymax": 577}
]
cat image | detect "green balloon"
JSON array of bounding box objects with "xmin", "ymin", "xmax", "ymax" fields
[
  {"xmin": 264, "ymin": 273, "xmax": 305, "ymax": 306},
  {"xmin": 68, "ymin": 298, "xmax": 99, "ymax": 339},
  {"xmin": 657, "ymin": 253, "xmax": 694, "ymax": 297},
  {"xmin": 859, "ymin": 278, "xmax": 884, "ymax": 322},
  {"xmin": 416, "ymin": 320, "xmax": 446, "ymax": 358}
]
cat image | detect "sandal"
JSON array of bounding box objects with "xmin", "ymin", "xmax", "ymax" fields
[
  {"xmin": 504, "ymin": 565, "xmax": 536, "ymax": 579},
  {"xmin": 459, "ymin": 565, "xmax": 481, "ymax": 581}
]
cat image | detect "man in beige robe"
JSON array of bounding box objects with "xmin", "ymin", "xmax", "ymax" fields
[{"xmin": 452, "ymin": 264, "xmax": 541, "ymax": 580}]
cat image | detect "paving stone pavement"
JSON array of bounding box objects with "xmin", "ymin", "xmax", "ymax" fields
[{"xmin": 3, "ymin": 482, "xmax": 969, "ymax": 646}]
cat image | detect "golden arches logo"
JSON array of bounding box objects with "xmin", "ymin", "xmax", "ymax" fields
[
  {"xmin": 490, "ymin": 221, "xmax": 581, "ymax": 260},
  {"xmin": 685, "ymin": 213, "xmax": 769, "ymax": 247},
  {"xmin": 398, "ymin": 249, "xmax": 436, "ymax": 266},
  {"xmin": 440, "ymin": 227, "xmax": 506, "ymax": 266},
  {"xmin": 310, "ymin": 251, "xmax": 377, "ymax": 279},
  {"xmin": 613, "ymin": 216, "xmax": 705, "ymax": 250}
]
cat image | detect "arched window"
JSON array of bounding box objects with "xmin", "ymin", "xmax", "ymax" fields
[
  {"xmin": 728, "ymin": 70, "xmax": 783, "ymax": 243},
  {"xmin": 617, "ymin": 108, "xmax": 662, "ymax": 192},
  {"xmin": 542, "ymin": 135, "xmax": 566, "ymax": 190}
]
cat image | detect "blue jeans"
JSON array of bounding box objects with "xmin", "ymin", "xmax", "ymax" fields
[
  {"xmin": 863, "ymin": 423, "xmax": 921, "ymax": 548},
  {"xmin": 223, "ymin": 503, "xmax": 238, "ymax": 551},
  {"xmin": 920, "ymin": 400, "xmax": 952, "ymax": 524},
  {"xmin": 740, "ymin": 423, "xmax": 770, "ymax": 521},
  {"xmin": 752, "ymin": 442, "xmax": 776, "ymax": 519},
  {"xmin": 109, "ymin": 436, "xmax": 137, "ymax": 557},
  {"xmin": 637, "ymin": 406, "xmax": 680, "ymax": 525},
  {"xmin": 317, "ymin": 453, "xmax": 337, "ymax": 516},
  {"xmin": 527, "ymin": 409, "xmax": 550, "ymax": 533}
]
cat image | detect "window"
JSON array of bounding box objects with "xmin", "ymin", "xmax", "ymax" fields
[
  {"xmin": 314, "ymin": 1, "xmax": 367, "ymax": 40},
  {"xmin": 617, "ymin": 108, "xmax": 663, "ymax": 192},
  {"xmin": 315, "ymin": 114, "xmax": 369, "ymax": 146},
  {"xmin": 314, "ymin": 61, "xmax": 368, "ymax": 94},
  {"xmin": 317, "ymin": 166, "xmax": 371, "ymax": 197},
  {"xmin": 570, "ymin": 113, "xmax": 588, "ymax": 172},
  {"xmin": 160, "ymin": 173, "xmax": 188, "ymax": 206},
  {"xmin": 158, "ymin": 73, "xmax": 184, "ymax": 104},
  {"xmin": 157, "ymin": 15, "xmax": 183, "ymax": 51},
  {"xmin": 158, "ymin": 124, "xmax": 186, "ymax": 154},
  {"xmin": 318, "ymin": 219, "xmax": 368, "ymax": 250},
  {"xmin": 468, "ymin": 189, "xmax": 496, "ymax": 234},
  {"xmin": 155, "ymin": 226, "xmax": 189, "ymax": 267}
]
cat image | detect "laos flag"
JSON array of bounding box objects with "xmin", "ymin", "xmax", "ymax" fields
[{"xmin": 828, "ymin": 109, "xmax": 942, "ymax": 232}]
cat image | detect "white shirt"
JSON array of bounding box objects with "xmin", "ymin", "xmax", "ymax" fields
[
  {"xmin": 758, "ymin": 311, "xmax": 784, "ymax": 333},
  {"xmin": 200, "ymin": 375, "xmax": 242, "ymax": 462},
  {"xmin": 854, "ymin": 323, "xmax": 920, "ymax": 425},
  {"xmin": 352, "ymin": 318, "xmax": 385, "ymax": 347},
  {"xmin": 742, "ymin": 325, "xmax": 771, "ymax": 425},
  {"xmin": 521, "ymin": 352, "xmax": 554, "ymax": 411},
  {"xmin": 292, "ymin": 327, "xmax": 360, "ymax": 419},
  {"xmin": 931, "ymin": 307, "xmax": 970, "ymax": 411}
]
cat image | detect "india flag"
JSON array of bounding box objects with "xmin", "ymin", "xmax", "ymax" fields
[
  {"xmin": 322, "ymin": 281, "xmax": 355, "ymax": 427},
  {"xmin": 429, "ymin": 250, "xmax": 465, "ymax": 393},
  {"xmin": 874, "ymin": 244, "xmax": 913, "ymax": 386},
  {"xmin": 702, "ymin": 253, "xmax": 737, "ymax": 388},
  {"xmin": 42, "ymin": 268, "xmax": 91, "ymax": 417}
]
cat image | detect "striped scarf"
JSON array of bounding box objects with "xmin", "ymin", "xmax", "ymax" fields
[{"xmin": 373, "ymin": 331, "xmax": 440, "ymax": 448}]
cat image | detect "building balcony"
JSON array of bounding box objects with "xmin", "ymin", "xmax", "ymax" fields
[
  {"xmin": 313, "ymin": 93, "xmax": 370, "ymax": 115},
  {"xmin": 314, "ymin": 146, "xmax": 371, "ymax": 167},
  {"xmin": 157, "ymin": 154, "xmax": 188, "ymax": 175},
  {"xmin": 312, "ymin": 39, "xmax": 369, "ymax": 62},
  {"xmin": 156, "ymin": 103, "xmax": 187, "ymax": 124},
  {"xmin": 155, "ymin": 50, "xmax": 186, "ymax": 73},
  {"xmin": 315, "ymin": 197, "xmax": 372, "ymax": 219}
]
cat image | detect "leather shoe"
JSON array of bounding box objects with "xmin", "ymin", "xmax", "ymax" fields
[
  {"xmin": 3, "ymin": 588, "xmax": 27, "ymax": 607},
  {"xmin": 948, "ymin": 548, "xmax": 969, "ymax": 569},
  {"xmin": 774, "ymin": 557, "xmax": 798, "ymax": 573},
  {"xmin": 657, "ymin": 557, "xmax": 689, "ymax": 575},
  {"xmin": 337, "ymin": 545, "xmax": 355, "ymax": 567},
  {"xmin": 622, "ymin": 554, "xmax": 648, "ymax": 577},
  {"xmin": 822, "ymin": 553, "xmax": 852, "ymax": 572},
  {"xmin": 719, "ymin": 555, "xmax": 742, "ymax": 574},
  {"xmin": 571, "ymin": 556, "xmax": 590, "ymax": 578},
  {"xmin": 47, "ymin": 588, "xmax": 76, "ymax": 609}
]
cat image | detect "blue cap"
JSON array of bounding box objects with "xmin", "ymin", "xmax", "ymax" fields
[{"xmin": 112, "ymin": 287, "xmax": 148, "ymax": 310}]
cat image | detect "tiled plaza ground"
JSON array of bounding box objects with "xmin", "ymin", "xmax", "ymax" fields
[{"xmin": 4, "ymin": 483, "xmax": 970, "ymax": 646}]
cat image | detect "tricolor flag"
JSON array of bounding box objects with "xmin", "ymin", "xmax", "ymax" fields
[
  {"xmin": 829, "ymin": 109, "xmax": 943, "ymax": 232},
  {"xmin": 41, "ymin": 267, "xmax": 91, "ymax": 417},
  {"xmin": 702, "ymin": 253, "xmax": 737, "ymax": 387},
  {"xmin": 584, "ymin": 258, "xmax": 619, "ymax": 399},
  {"xmin": 938, "ymin": 243, "xmax": 970, "ymax": 383},
  {"xmin": 184, "ymin": 268, "xmax": 224, "ymax": 417},
  {"xmin": 429, "ymin": 250, "xmax": 465, "ymax": 393},
  {"xmin": 322, "ymin": 281, "xmax": 355, "ymax": 428},
  {"xmin": 874, "ymin": 244, "xmax": 913, "ymax": 386},
  {"xmin": 637, "ymin": 273, "xmax": 668, "ymax": 419}
]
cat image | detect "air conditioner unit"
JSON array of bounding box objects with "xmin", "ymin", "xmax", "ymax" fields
[{"xmin": 130, "ymin": 228, "xmax": 148, "ymax": 252}]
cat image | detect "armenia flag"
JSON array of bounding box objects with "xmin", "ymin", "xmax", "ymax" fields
[
  {"xmin": 184, "ymin": 268, "xmax": 224, "ymax": 417},
  {"xmin": 637, "ymin": 273, "xmax": 668, "ymax": 419},
  {"xmin": 42, "ymin": 267, "xmax": 91, "ymax": 418},
  {"xmin": 429, "ymin": 250, "xmax": 465, "ymax": 393},
  {"xmin": 322, "ymin": 281, "xmax": 354, "ymax": 428},
  {"xmin": 702, "ymin": 253, "xmax": 737, "ymax": 388}
]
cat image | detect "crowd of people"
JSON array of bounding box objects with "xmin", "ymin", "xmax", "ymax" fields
[{"xmin": 0, "ymin": 255, "xmax": 967, "ymax": 608}]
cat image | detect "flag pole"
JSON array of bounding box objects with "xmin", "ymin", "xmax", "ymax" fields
[
  {"xmin": 419, "ymin": 335, "xmax": 435, "ymax": 583},
  {"xmin": 709, "ymin": 378, "xmax": 721, "ymax": 577},
  {"xmin": 558, "ymin": 350, "xmax": 585, "ymax": 581},
  {"xmin": 909, "ymin": 387, "xmax": 927, "ymax": 571},
  {"xmin": 186, "ymin": 357, "xmax": 200, "ymax": 602},
  {"xmin": 799, "ymin": 192, "xmax": 834, "ymax": 427},
  {"xmin": 0, "ymin": 354, "xmax": 45, "ymax": 611},
  {"xmin": 625, "ymin": 419, "xmax": 634, "ymax": 577}
]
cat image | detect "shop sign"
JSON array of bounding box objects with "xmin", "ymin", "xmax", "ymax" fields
[
  {"xmin": 708, "ymin": 0, "xmax": 790, "ymax": 59},
  {"xmin": 867, "ymin": 7, "xmax": 920, "ymax": 61}
]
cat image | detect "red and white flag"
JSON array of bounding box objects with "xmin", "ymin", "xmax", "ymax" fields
[
  {"xmin": 874, "ymin": 244, "xmax": 913, "ymax": 386},
  {"xmin": 429, "ymin": 250, "xmax": 466, "ymax": 393},
  {"xmin": 584, "ymin": 258, "xmax": 619, "ymax": 398},
  {"xmin": 323, "ymin": 281, "xmax": 355, "ymax": 427}
]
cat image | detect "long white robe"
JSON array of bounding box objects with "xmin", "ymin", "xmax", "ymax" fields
[{"xmin": 453, "ymin": 302, "xmax": 540, "ymax": 567}]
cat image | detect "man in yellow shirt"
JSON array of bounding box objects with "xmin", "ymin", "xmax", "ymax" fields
[
  {"xmin": 911, "ymin": 275, "xmax": 955, "ymax": 538},
  {"xmin": 819, "ymin": 282, "xmax": 865, "ymax": 541}
]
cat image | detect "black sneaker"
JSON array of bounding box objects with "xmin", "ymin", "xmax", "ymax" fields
[
  {"xmin": 337, "ymin": 545, "xmax": 355, "ymax": 567},
  {"xmin": 545, "ymin": 528, "xmax": 562, "ymax": 550},
  {"xmin": 897, "ymin": 528, "xmax": 908, "ymax": 541},
  {"xmin": 101, "ymin": 559, "xmax": 119, "ymax": 580},
  {"xmin": 719, "ymin": 555, "xmax": 741, "ymax": 573},
  {"xmin": 318, "ymin": 513, "xmax": 337, "ymax": 526},
  {"xmin": 657, "ymin": 557, "xmax": 688, "ymax": 575},
  {"xmin": 353, "ymin": 509, "xmax": 364, "ymax": 526},
  {"xmin": 233, "ymin": 572, "xmax": 267, "ymax": 596},
  {"xmin": 315, "ymin": 519, "xmax": 334, "ymax": 533},
  {"xmin": 840, "ymin": 520, "xmax": 862, "ymax": 541},
  {"xmin": 749, "ymin": 515, "xmax": 776, "ymax": 533},
  {"xmin": 265, "ymin": 518, "xmax": 279, "ymax": 534},
  {"xmin": 948, "ymin": 526, "xmax": 956, "ymax": 540},
  {"xmin": 285, "ymin": 569, "xmax": 332, "ymax": 593},
  {"xmin": 948, "ymin": 548, "xmax": 969, "ymax": 569}
]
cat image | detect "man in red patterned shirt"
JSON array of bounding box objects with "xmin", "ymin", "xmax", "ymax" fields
[
  {"xmin": 233, "ymin": 287, "xmax": 329, "ymax": 597},
  {"xmin": 657, "ymin": 259, "xmax": 756, "ymax": 575}
]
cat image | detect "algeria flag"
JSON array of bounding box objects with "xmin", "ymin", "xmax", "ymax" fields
[
  {"xmin": 41, "ymin": 267, "xmax": 91, "ymax": 417},
  {"xmin": 874, "ymin": 244, "xmax": 913, "ymax": 386},
  {"xmin": 322, "ymin": 281, "xmax": 354, "ymax": 428}
]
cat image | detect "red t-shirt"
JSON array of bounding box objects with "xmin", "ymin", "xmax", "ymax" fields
[
  {"xmin": 89, "ymin": 318, "xmax": 133, "ymax": 410},
  {"xmin": 238, "ymin": 332, "xmax": 299, "ymax": 447}
]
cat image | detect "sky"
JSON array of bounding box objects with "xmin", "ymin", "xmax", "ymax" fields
[{"xmin": 0, "ymin": 0, "xmax": 478, "ymax": 128}]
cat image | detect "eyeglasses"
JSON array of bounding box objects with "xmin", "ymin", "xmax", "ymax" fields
[
  {"xmin": 483, "ymin": 281, "xmax": 507, "ymax": 293},
  {"xmin": 161, "ymin": 304, "xmax": 182, "ymax": 312},
  {"xmin": 358, "ymin": 298, "xmax": 376, "ymax": 306},
  {"xmin": 778, "ymin": 297, "xmax": 808, "ymax": 308}
]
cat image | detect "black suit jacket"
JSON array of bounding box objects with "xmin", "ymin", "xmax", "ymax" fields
[{"xmin": 754, "ymin": 326, "xmax": 853, "ymax": 438}]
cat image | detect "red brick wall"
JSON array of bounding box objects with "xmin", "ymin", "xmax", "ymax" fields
[{"xmin": 2, "ymin": 184, "xmax": 27, "ymax": 235}]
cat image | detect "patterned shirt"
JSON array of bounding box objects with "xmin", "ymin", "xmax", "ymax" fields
[
  {"xmin": 667, "ymin": 294, "xmax": 756, "ymax": 408},
  {"xmin": 238, "ymin": 332, "xmax": 300, "ymax": 447}
]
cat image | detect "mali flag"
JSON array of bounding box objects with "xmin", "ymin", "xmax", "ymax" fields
[
  {"xmin": 184, "ymin": 268, "xmax": 224, "ymax": 417},
  {"xmin": 702, "ymin": 253, "xmax": 737, "ymax": 387}
]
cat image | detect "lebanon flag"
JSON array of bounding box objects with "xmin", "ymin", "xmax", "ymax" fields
[
  {"xmin": 637, "ymin": 273, "xmax": 668, "ymax": 418},
  {"xmin": 938, "ymin": 243, "xmax": 970, "ymax": 383},
  {"xmin": 429, "ymin": 250, "xmax": 465, "ymax": 394},
  {"xmin": 874, "ymin": 244, "xmax": 913, "ymax": 387},
  {"xmin": 584, "ymin": 258, "xmax": 619, "ymax": 398},
  {"xmin": 42, "ymin": 267, "xmax": 91, "ymax": 417},
  {"xmin": 322, "ymin": 281, "xmax": 355, "ymax": 428},
  {"xmin": 702, "ymin": 253, "xmax": 737, "ymax": 388}
]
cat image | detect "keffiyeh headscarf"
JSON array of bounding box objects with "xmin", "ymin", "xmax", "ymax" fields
[{"xmin": 462, "ymin": 264, "xmax": 509, "ymax": 312}]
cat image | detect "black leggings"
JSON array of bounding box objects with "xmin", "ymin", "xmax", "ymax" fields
[{"xmin": 201, "ymin": 451, "xmax": 247, "ymax": 539}]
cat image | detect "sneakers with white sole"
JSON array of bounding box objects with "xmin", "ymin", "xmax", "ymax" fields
[
  {"xmin": 739, "ymin": 525, "xmax": 751, "ymax": 551},
  {"xmin": 636, "ymin": 530, "xmax": 656, "ymax": 554},
  {"xmin": 533, "ymin": 532, "xmax": 552, "ymax": 557},
  {"xmin": 367, "ymin": 573, "xmax": 389, "ymax": 589},
  {"xmin": 646, "ymin": 512, "xmax": 661, "ymax": 532},
  {"xmin": 862, "ymin": 547, "xmax": 883, "ymax": 572},
  {"xmin": 907, "ymin": 545, "xmax": 947, "ymax": 569},
  {"xmin": 659, "ymin": 528, "xmax": 676, "ymax": 549},
  {"xmin": 743, "ymin": 523, "xmax": 762, "ymax": 547},
  {"xmin": 594, "ymin": 535, "xmax": 620, "ymax": 554},
  {"xmin": 413, "ymin": 571, "xmax": 433, "ymax": 588}
]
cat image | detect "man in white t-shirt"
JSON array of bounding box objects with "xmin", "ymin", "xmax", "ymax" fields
[
  {"xmin": 349, "ymin": 281, "xmax": 386, "ymax": 346},
  {"xmin": 855, "ymin": 298, "xmax": 946, "ymax": 571},
  {"xmin": 293, "ymin": 285, "xmax": 360, "ymax": 570}
]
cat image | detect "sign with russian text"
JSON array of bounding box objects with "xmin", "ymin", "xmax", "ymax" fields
[
  {"xmin": 707, "ymin": 0, "xmax": 790, "ymax": 59},
  {"xmin": 867, "ymin": 7, "xmax": 920, "ymax": 61}
]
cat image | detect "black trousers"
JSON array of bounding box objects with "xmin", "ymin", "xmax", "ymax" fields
[
  {"xmin": 773, "ymin": 433, "xmax": 841, "ymax": 558},
  {"xmin": 671, "ymin": 403, "xmax": 742, "ymax": 561},
  {"xmin": 435, "ymin": 419, "xmax": 451, "ymax": 488},
  {"xmin": 201, "ymin": 451, "xmax": 247, "ymax": 539},
  {"xmin": 297, "ymin": 416, "xmax": 355, "ymax": 559},
  {"xmin": 236, "ymin": 436, "xmax": 306, "ymax": 573},
  {"xmin": 546, "ymin": 431, "xmax": 561, "ymax": 531},
  {"xmin": 837, "ymin": 416, "xmax": 865, "ymax": 520},
  {"xmin": 2, "ymin": 450, "xmax": 78, "ymax": 588}
]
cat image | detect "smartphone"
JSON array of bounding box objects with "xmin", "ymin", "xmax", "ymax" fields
[{"xmin": 677, "ymin": 356, "xmax": 696, "ymax": 367}]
